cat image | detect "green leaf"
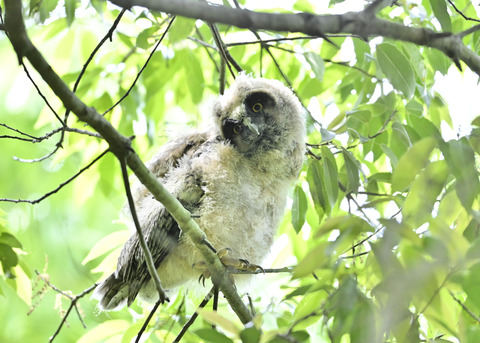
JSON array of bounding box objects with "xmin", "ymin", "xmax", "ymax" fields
[
  {"xmin": 327, "ymin": 112, "xmax": 346, "ymax": 131},
  {"xmin": 440, "ymin": 138, "xmax": 480, "ymax": 211},
  {"xmin": 472, "ymin": 115, "xmax": 480, "ymax": 127},
  {"xmin": 240, "ymin": 327, "xmax": 262, "ymax": 343},
  {"xmin": 304, "ymin": 52, "xmax": 325, "ymax": 81},
  {"xmin": 121, "ymin": 323, "xmax": 144, "ymax": 343},
  {"xmin": 390, "ymin": 122, "xmax": 412, "ymax": 159},
  {"xmin": 315, "ymin": 215, "xmax": 374, "ymax": 243},
  {"xmin": 195, "ymin": 329, "xmax": 234, "ymax": 343},
  {"xmin": 82, "ymin": 230, "xmax": 129, "ymax": 265},
  {"xmin": 136, "ymin": 27, "xmax": 158, "ymax": 49},
  {"xmin": 402, "ymin": 160, "xmax": 450, "ymax": 227},
  {"xmin": 293, "ymin": 290, "xmax": 325, "ymax": 322},
  {"xmin": 65, "ymin": 0, "xmax": 76, "ymax": 26},
  {"xmin": 0, "ymin": 243, "xmax": 18, "ymax": 277},
  {"xmin": 293, "ymin": 244, "xmax": 327, "ymax": 279},
  {"xmin": 429, "ymin": 0, "xmax": 452, "ymax": 32},
  {"xmin": 293, "ymin": 0, "xmax": 315, "ymax": 12},
  {"xmin": 376, "ymin": 43, "xmax": 415, "ymax": 99},
  {"xmin": 391, "ymin": 137, "xmax": 437, "ymax": 192},
  {"xmin": 291, "ymin": 185, "xmax": 308, "ymax": 233},
  {"xmin": 430, "ymin": 94, "xmax": 452, "ymax": 128},
  {"xmin": 168, "ymin": 16, "xmax": 196, "ymax": 43},
  {"xmin": 77, "ymin": 320, "xmax": 130, "ymax": 343},
  {"xmin": 321, "ymin": 146, "xmax": 339, "ymax": 212},
  {"xmin": 0, "ymin": 232, "xmax": 22, "ymax": 249},
  {"xmin": 425, "ymin": 48, "xmax": 451, "ymax": 75},
  {"xmin": 342, "ymin": 148, "xmax": 361, "ymax": 193},
  {"xmin": 307, "ymin": 148, "xmax": 338, "ymax": 216}
]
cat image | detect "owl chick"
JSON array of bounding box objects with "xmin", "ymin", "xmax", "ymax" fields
[{"xmin": 93, "ymin": 74, "xmax": 305, "ymax": 310}]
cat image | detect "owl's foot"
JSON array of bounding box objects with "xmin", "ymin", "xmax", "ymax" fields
[{"xmin": 193, "ymin": 248, "xmax": 264, "ymax": 286}]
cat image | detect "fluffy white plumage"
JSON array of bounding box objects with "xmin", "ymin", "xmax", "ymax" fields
[{"xmin": 93, "ymin": 74, "xmax": 306, "ymax": 310}]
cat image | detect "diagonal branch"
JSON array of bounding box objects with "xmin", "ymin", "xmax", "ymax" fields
[
  {"xmin": 107, "ymin": 0, "xmax": 480, "ymax": 76},
  {"xmin": 4, "ymin": 0, "xmax": 253, "ymax": 325}
]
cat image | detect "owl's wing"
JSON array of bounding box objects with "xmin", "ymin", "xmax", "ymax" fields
[{"xmin": 94, "ymin": 131, "xmax": 211, "ymax": 310}]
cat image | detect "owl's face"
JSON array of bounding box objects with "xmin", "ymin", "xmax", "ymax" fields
[{"xmin": 213, "ymin": 74, "xmax": 304, "ymax": 156}]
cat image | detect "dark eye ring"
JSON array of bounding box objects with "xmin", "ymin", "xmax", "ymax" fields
[
  {"xmin": 233, "ymin": 125, "xmax": 243, "ymax": 135},
  {"xmin": 252, "ymin": 103, "xmax": 263, "ymax": 112}
]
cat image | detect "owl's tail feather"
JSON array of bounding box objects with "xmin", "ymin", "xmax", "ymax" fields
[{"xmin": 92, "ymin": 273, "xmax": 129, "ymax": 311}]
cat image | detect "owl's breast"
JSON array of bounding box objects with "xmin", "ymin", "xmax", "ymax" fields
[{"xmin": 190, "ymin": 143, "xmax": 289, "ymax": 264}]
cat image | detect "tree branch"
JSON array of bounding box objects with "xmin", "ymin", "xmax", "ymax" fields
[
  {"xmin": 107, "ymin": 0, "xmax": 480, "ymax": 76},
  {"xmin": 0, "ymin": 149, "xmax": 109, "ymax": 204},
  {"xmin": 4, "ymin": 0, "xmax": 253, "ymax": 325}
]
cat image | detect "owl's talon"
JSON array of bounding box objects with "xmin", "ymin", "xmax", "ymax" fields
[
  {"xmin": 218, "ymin": 248, "xmax": 264, "ymax": 273},
  {"xmin": 192, "ymin": 247, "xmax": 264, "ymax": 285}
]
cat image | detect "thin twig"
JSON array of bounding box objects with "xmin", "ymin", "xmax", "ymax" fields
[
  {"xmin": 33, "ymin": 270, "xmax": 99, "ymax": 343},
  {"xmin": 173, "ymin": 287, "xmax": 215, "ymax": 343},
  {"xmin": 0, "ymin": 122, "xmax": 40, "ymax": 139},
  {"xmin": 13, "ymin": 145, "xmax": 61, "ymax": 163},
  {"xmin": 135, "ymin": 300, "xmax": 162, "ymax": 343},
  {"xmin": 187, "ymin": 35, "xmax": 217, "ymax": 50},
  {"xmin": 49, "ymin": 283, "xmax": 98, "ymax": 342},
  {"xmin": 0, "ymin": 149, "xmax": 109, "ymax": 203},
  {"xmin": 207, "ymin": 21, "xmax": 241, "ymax": 77},
  {"xmin": 120, "ymin": 155, "xmax": 168, "ymax": 305},
  {"xmin": 65, "ymin": 9, "xmax": 127, "ymax": 123},
  {"xmin": 228, "ymin": 266, "xmax": 293, "ymax": 275},
  {"xmin": 0, "ymin": 125, "xmax": 101, "ymax": 143},
  {"xmin": 449, "ymin": 290, "xmax": 480, "ymax": 323},
  {"xmin": 21, "ymin": 62, "xmax": 64, "ymax": 126},
  {"xmin": 447, "ymin": 0, "xmax": 480, "ymax": 23},
  {"xmin": 102, "ymin": 16, "xmax": 176, "ymax": 116}
]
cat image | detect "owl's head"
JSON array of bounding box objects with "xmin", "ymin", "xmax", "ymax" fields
[{"xmin": 212, "ymin": 73, "xmax": 305, "ymax": 156}]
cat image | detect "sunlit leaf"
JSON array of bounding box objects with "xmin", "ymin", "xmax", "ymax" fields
[
  {"xmin": 77, "ymin": 320, "xmax": 130, "ymax": 343},
  {"xmin": 292, "ymin": 290, "xmax": 325, "ymax": 322},
  {"xmin": 327, "ymin": 112, "xmax": 346, "ymax": 131},
  {"xmin": 342, "ymin": 148, "xmax": 361, "ymax": 194},
  {"xmin": 293, "ymin": 0, "xmax": 315, "ymax": 12},
  {"xmin": 195, "ymin": 329, "xmax": 234, "ymax": 343},
  {"xmin": 429, "ymin": 0, "xmax": 452, "ymax": 32},
  {"xmin": 425, "ymin": 48, "xmax": 451, "ymax": 75},
  {"xmin": 293, "ymin": 244, "xmax": 327, "ymax": 279},
  {"xmin": 376, "ymin": 43, "xmax": 415, "ymax": 99},
  {"xmin": 12, "ymin": 265, "xmax": 31, "ymax": 306},
  {"xmin": 402, "ymin": 160, "xmax": 450, "ymax": 227},
  {"xmin": 304, "ymin": 52, "xmax": 325, "ymax": 81},
  {"xmin": 472, "ymin": 115, "xmax": 480, "ymax": 127},
  {"xmin": 307, "ymin": 148, "xmax": 339, "ymax": 216},
  {"xmin": 82, "ymin": 230, "xmax": 129, "ymax": 265},
  {"xmin": 291, "ymin": 185, "xmax": 308, "ymax": 233},
  {"xmin": 441, "ymin": 138, "xmax": 480, "ymax": 211},
  {"xmin": 65, "ymin": 0, "xmax": 76, "ymax": 26},
  {"xmin": 391, "ymin": 137, "xmax": 437, "ymax": 192},
  {"xmin": 197, "ymin": 309, "xmax": 241, "ymax": 335}
]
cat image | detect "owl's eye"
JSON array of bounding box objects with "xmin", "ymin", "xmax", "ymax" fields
[
  {"xmin": 252, "ymin": 103, "xmax": 263, "ymax": 112},
  {"xmin": 233, "ymin": 125, "xmax": 243, "ymax": 135}
]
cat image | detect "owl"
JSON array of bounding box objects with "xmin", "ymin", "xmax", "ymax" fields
[{"xmin": 93, "ymin": 74, "xmax": 306, "ymax": 310}]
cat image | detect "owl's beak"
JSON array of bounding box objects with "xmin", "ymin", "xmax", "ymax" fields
[{"xmin": 242, "ymin": 117, "xmax": 260, "ymax": 135}]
